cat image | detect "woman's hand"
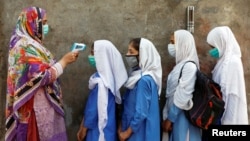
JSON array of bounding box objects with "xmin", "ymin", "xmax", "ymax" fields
[
  {"xmin": 77, "ymin": 120, "xmax": 87, "ymax": 141},
  {"xmin": 77, "ymin": 126, "xmax": 86, "ymax": 141},
  {"xmin": 59, "ymin": 51, "xmax": 79, "ymax": 69},
  {"xmin": 118, "ymin": 127, "xmax": 132, "ymax": 141},
  {"xmin": 162, "ymin": 119, "xmax": 173, "ymax": 132}
]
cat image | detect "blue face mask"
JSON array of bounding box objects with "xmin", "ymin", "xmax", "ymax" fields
[
  {"xmin": 43, "ymin": 24, "xmax": 49, "ymax": 36},
  {"xmin": 209, "ymin": 48, "xmax": 219, "ymax": 58},
  {"xmin": 88, "ymin": 55, "xmax": 96, "ymax": 67}
]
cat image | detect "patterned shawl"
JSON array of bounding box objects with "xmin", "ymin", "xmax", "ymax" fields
[{"xmin": 5, "ymin": 7, "xmax": 64, "ymax": 141}]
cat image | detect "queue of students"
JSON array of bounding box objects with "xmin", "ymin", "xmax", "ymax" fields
[{"xmin": 5, "ymin": 6, "xmax": 248, "ymax": 141}]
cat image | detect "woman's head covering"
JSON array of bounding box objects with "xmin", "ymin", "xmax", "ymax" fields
[
  {"xmin": 88, "ymin": 40, "xmax": 128, "ymax": 140},
  {"xmin": 207, "ymin": 26, "xmax": 248, "ymax": 124},
  {"xmin": 165, "ymin": 30, "xmax": 199, "ymax": 110},
  {"xmin": 207, "ymin": 26, "xmax": 241, "ymax": 59},
  {"xmin": 94, "ymin": 40, "xmax": 128, "ymax": 104},
  {"xmin": 175, "ymin": 29, "xmax": 199, "ymax": 68},
  {"xmin": 207, "ymin": 26, "xmax": 242, "ymax": 84},
  {"xmin": 207, "ymin": 26, "xmax": 243, "ymax": 89},
  {"xmin": 6, "ymin": 7, "xmax": 60, "ymax": 141},
  {"xmin": 10, "ymin": 6, "xmax": 46, "ymax": 49},
  {"xmin": 139, "ymin": 38, "xmax": 162, "ymax": 95},
  {"xmin": 7, "ymin": 6, "xmax": 54, "ymax": 89},
  {"xmin": 124, "ymin": 38, "xmax": 162, "ymax": 95}
]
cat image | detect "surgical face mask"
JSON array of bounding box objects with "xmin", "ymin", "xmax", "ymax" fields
[
  {"xmin": 168, "ymin": 43, "xmax": 176, "ymax": 57},
  {"xmin": 125, "ymin": 55, "xmax": 139, "ymax": 69},
  {"xmin": 209, "ymin": 48, "xmax": 219, "ymax": 58},
  {"xmin": 43, "ymin": 24, "xmax": 49, "ymax": 36},
  {"xmin": 88, "ymin": 55, "xmax": 96, "ymax": 67}
]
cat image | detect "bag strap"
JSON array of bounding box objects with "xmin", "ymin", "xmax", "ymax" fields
[{"xmin": 178, "ymin": 61, "xmax": 197, "ymax": 82}]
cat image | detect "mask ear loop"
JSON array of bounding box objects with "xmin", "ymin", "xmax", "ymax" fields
[{"xmin": 36, "ymin": 7, "xmax": 43, "ymax": 40}]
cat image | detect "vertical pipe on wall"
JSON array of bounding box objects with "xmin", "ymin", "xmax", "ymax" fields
[{"xmin": 187, "ymin": 6, "xmax": 194, "ymax": 33}]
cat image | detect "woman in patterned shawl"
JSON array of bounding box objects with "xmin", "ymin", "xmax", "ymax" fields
[{"xmin": 5, "ymin": 6, "xmax": 79, "ymax": 141}]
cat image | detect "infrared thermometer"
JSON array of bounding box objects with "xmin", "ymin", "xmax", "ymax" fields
[{"xmin": 71, "ymin": 43, "xmax": 86, "ymax": 52}]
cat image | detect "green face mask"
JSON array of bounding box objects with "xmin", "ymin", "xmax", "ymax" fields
[
  {"xmin": 43, "ymin": 24, "xmax": 49, "ymax": 36},
  {"xmin": 209, "ymin": 48, "xmax": 219, "ymax": 58},
  {"xmin": 88, "ymin": 55, "xmax": 96, "ymax": 67}
]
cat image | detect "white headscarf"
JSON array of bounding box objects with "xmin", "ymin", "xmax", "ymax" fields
[
  {"xmin": 175, "ymin": 30, "xmax": 200, "ymax": 66},
  {"xmin": 207, "ymin": 26, "xmax": 241, "ymax": 82},
  {"xmin": 89, "ymin": 40, "xmax": 128, "ymax": 141},
  {"xmin": 165, "ymin": 30, "xmax": 199, "ymax": 111},
  {"xmin": 94, "ymin": 40, "xmax": 128, "ymax": 104},
  {"xmin": 124, "ymin": 38, "xmax": 162, "ymax": 96},
  {"xmin": 207, "ymin": 26, "xmax": 248, "ymax": 124}
]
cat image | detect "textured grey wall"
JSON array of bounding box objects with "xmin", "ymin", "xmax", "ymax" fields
[{"xmin": 1, "ymin": 0, "xmax": 250, "ymax": 140}]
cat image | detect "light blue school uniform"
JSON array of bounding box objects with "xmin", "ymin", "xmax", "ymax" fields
[
  {"xmin": 121, "ymin": 75, "xmax": 160, "ymax": 141},
  {"xmin": 83, "ymin": 73, "xmax": 117, "ymax": 141},
  {"xmin": 168, "ymin": 104, "xmax": 201, "ymax": 141}
]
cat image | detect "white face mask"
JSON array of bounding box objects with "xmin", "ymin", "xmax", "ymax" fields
[{"xmin": 168, "ymin": 43, "xmax": 176, "ymax": 57}]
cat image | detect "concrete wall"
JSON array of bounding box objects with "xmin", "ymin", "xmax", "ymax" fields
[{"xmin": 0, "ymin": 0, "xmax": 250, "ymax": 140}]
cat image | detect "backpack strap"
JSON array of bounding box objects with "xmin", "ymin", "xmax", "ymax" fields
[{"xmin": 178, "ymin": 61, "xmax": 197, "ymax": 82}]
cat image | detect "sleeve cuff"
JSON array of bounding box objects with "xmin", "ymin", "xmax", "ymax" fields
[
  {"xmin": 52, "ymin": 62, "xmax": 63, "ymax": 77},
  {"xmin": 167, "ymin": 104, "xmax": 181, "ymax": 123}
]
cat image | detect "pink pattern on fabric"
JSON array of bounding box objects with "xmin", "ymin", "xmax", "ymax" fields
[{"xmin": 34, "ymin": 88, "xmax": 67, "ymax": 141}]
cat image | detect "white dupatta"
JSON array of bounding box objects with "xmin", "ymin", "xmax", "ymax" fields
[
  {"xmin": 89, "ymin": 40, "xmax": 128, "ymax": 141},
  {"xmin": 124, "ymin": 38, "xmax": 162, "ymax": 96},
  {"xmin": 207, "ymin": 26, "xmax": 248, "ymax": 124}
]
